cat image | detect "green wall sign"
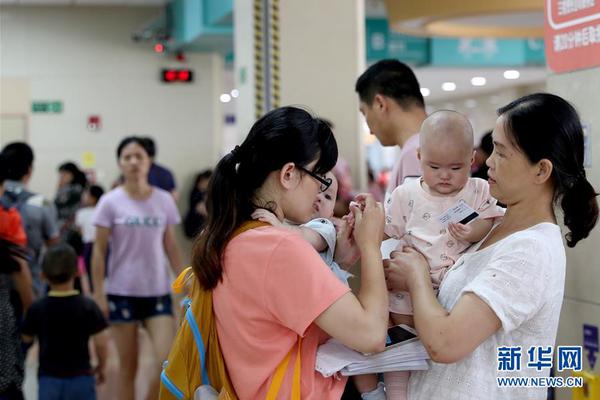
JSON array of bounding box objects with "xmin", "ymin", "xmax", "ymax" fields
[
  {"xmin": 366, "ymin": 18, "xmax": 430, "ymax": 65},
  {"xmin": 32, "ymin": 101, "xmax": 63, "ymax": 113}
]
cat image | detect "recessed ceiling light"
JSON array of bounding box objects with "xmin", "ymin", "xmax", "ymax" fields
[
  {"xmin": 503, "ymin": 70, "xmax": 520, "ymax": 80},
  {"xmin": 471, "ymin": 77, "xmax": 486, "ymax": 86},
  {"xmin": 220, "ymin": 94, "xmax": 231, "ymax": 103},
  {"xmin": 420, "ymin": 87, "xmax": 431, "ymax": 97},
  {"xmin": 230, "ymin": 89, "xmax": 239, "ymax": 98},
  {"xmin": 442, "ymin": 82, "xmax": 456, "ymax": 91}
]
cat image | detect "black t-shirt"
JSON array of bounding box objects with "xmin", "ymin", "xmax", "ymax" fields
[{"xmin": 21, "ymin": 293, "xmax": 108, "ymax": 377}]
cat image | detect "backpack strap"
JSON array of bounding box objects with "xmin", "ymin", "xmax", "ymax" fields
[
  {"xmin": 266, "ymin": 337, "xmax": 303, "ymax": 400},
  {"xmin": 170, "ymin": 219, "xmax": 303, "ymax": 399},
  {"xmin": 172, "ymin": 221, "xmax": 269, "ymax": 294}
]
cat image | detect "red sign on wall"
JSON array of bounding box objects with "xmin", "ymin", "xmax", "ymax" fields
[{"xmin": 545, "ymin": 0, "xmax": 600, "ymax": 73}]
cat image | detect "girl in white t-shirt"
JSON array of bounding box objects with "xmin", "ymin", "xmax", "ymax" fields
[
  {"xmin": 74, "ymin": 184, "xmax": 104, "ymax": 292},
  {"xmin": 385, "ymin": 93, "xmax": 599, "ymax": 399}
]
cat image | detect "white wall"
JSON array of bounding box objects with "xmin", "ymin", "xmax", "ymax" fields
[
  {"xmin": 0, "ymin": 6, "xmax": 223, "ymax": 209},
  {"xmin": 279, "ymin": 0, "xmax": 367, "ymax": 189},
  {"xmin": 546, "ymin": 67, "xmax": 600, "ymax": 400}
]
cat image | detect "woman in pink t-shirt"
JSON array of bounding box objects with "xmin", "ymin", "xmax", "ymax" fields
[
  {"xmin": 92, "ymin": 136, "xmax": 183, "ymax": 400},
  {"xmin": 190, "ymin": 107, "xmax": 389, "ymax": 399}
]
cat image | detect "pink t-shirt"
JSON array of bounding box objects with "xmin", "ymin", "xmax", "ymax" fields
[
  {"xmin": 386, "ymin": 133, "xmax": 422, "ymax": 194},
  {"xmin": 384, "ymin": 178, "xmax": 505, "ymax": 313},
  {"xmin": 93, "ymin": 187, "xmax": 181, "ymax": 297},
  {"xmin": 213, "ymin": 226, "xmax": 350, "ymax": 399}
]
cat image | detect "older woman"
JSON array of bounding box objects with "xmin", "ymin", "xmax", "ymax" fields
[{"xmin": 385, "ymin": 93, "xmax": 598, "ymax": 399}]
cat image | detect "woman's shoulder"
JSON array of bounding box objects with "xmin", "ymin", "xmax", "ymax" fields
[
  {"xmin": 233, "ymin": 224, "xmax": 306, "ymax": 246},
  {"xmin": 97, "ymin": 187, "xmax": 124, "ymax": 203},
  {"xmin": 230, "ymin": 225, "xmax": 321, "ymax": 260},
  {"xmin": 491, "ymin": 223, "xmax": 565, "ymax": 263}
]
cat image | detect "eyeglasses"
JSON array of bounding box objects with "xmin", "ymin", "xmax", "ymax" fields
[{"xmin": 297, "ymin": 166, "xmax": 332, "ymax": 193}]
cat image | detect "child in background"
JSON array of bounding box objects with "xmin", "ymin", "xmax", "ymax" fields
[
  {"xmin": 74, "ymin": 185, "xmax": 104, "ymax": 291},
  {"xmin": 252, "ymin": 172, "xmax": 354, "ymax": 284},
  {"xmin": 21, "ymin": 244, "xmax": 109, "ymax": 400},
  {"xmin": 382, "ymin": 110, "xmax": 505, "ymax": 399}
]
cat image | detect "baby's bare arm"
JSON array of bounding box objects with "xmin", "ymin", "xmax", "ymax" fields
[{"xmin": 252, "ymin": 209, "xmax": 328, "ymax": 251}]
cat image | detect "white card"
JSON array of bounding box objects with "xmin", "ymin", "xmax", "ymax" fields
[{"xmin": 437, "ymin": 199, "xmax": 479, "ymax": 227}]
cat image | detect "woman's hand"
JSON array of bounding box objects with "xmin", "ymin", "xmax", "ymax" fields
[
  {"xmin": 351, "ymin": 193, "xmax": 384, "ymax": 253},
  {"xmin": 384, "ymin": 247, "xmax": 430, "ymax": 292}
]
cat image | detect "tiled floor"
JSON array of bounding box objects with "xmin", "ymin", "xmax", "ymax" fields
[{"xmin": 24, "ymin": 327, "xmax": 162, "ymax": 400}]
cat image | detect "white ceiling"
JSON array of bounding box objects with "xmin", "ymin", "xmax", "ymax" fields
[
  {"xmin": 0, "ymin": 0, "xmax": 166, "ymax": 5},
  {"xmin": 1, "ymin": 0, "xmax": 548, "ymax": 103},
  {"xmin": 414, "ymin": 66, "xmax": 547, "ymax": 103}
]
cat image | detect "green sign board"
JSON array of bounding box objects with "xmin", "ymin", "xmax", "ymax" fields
[
  {"xmin": 32, "ymin": 101, "xmax": 63, "ymax": 113},
  {"xmin": 431, "ymin": 38, "xmax": 545, "ymax": 66},
  {"xmin": 366, "ymin": 18, "xmax": 429, "ymax": 65}
]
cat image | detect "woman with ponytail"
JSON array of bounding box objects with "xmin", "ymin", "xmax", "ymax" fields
[
  {"xmin": 384, "ymin": 93, "xmax": 598, "ymax": 399},
  {"xmin": 192, "ymin": 106, "xmax": 388, "ymax": 399}
]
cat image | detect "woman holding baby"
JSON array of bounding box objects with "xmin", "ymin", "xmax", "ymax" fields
[{"xmin": 385, "ymin": 93, "xmax": 598, "ymax": 399}]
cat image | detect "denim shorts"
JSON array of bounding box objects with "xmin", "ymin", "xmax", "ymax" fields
[
  {"xmin": 38, "ymin": 375, "xmax": 95, "ymax": 400},
  {"xmin": 107, "ymin": 294, "xmax": 172, "ymax": 323}
]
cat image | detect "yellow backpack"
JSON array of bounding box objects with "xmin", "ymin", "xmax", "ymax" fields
[{"xmin": 159, "ymin": 221, "xmax": 302, "ymax": 400}]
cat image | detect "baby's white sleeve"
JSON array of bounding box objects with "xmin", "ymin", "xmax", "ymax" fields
[
  {"xmin": 302, "ymin": 218, "xmax": 337, "ymax": 265},
  {"xmin": 384, "ymin": 184, "xmax": 408, "ymax": 239}
]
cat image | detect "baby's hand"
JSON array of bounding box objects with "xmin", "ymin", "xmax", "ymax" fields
[
  {"xmin": 251, "ymin": 209, "xmax": 282, "ymax": 227},
  {"xmin": 448, "ymin": 222, "xmax": 472, "ymax": 242}
]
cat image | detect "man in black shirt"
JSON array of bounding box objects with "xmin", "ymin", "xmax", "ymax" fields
[{"xmin": 22, "ymin": 244, "xmax": 108, "ymax": 400}]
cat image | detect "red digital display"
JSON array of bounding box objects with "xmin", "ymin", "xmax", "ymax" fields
[{"xmin": 161, "ymin": 69, "xmax": 193, "ymax": 83}]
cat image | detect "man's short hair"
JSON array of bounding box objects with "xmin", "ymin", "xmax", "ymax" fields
[
  {"xmin": 355, "ymin": 59, "xmax": 424, "ymax": 110},
  {"xmin": 2, "ymin": 142, "xmax": 34, "ymax": 181},
  {"xmin": 0, "ymin": 153, "xmax": 7, "ymax": 185},
  {"xmin": 42, "ymin": 244, "xmax": 78, "ymax": 284}
]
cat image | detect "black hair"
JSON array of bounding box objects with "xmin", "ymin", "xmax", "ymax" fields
[
  {"xmin": 194, "ymin": 169, "xmax": 213, "ymax": 188},
  {"xmin": 87, "ymin": 185, "xmax": 105, "ymax": 202},
  {"xmin": 2, "ymin": 142, "xmax": 34, "ymax": 181},
  {"xmin": 192, "ymin": 106, "xmax": 338, "ymax": 289},
  {"xmin": 498, "ymin": 93, "xmax": 598, "ymax": 247},
  {"xmin": 116, "ymin": 136, "xmax": 151, "ymax": 159},
  {"xmin": 479, "ymin": 130, "xmax": 494, "ymax": 156},
  {"xmin": 142, "ymin": 136, "xmax": 157, "ymax": 158},
  {"xmin": 318, "ymin": 118, "xmax": 335, "ymax": 130},
  {"xmin": 355, "ymin": 59, "xmax": 424, "ymax": 110},
  {"xmin": 42, "ymin": 243, "xmax": 78, "ymax": 284},
  {"xmin": 58, "ymin": 162, "xmax": 87, "ymax": 187},
  {"xmin": 0, "ymin": 153, "xmax": 7, "ymax": 185}
]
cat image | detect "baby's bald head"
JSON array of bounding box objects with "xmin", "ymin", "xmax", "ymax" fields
[{"xmin": 420, "ymin": 110, "xmax": 474, "ymax": 157}]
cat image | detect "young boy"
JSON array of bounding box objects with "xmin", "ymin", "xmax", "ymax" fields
[{"xmin": 21, "ymin": 244, "xmax": 109, "ymax": 400}]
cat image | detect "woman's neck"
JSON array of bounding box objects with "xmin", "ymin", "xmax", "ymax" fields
[
  {"xmin": 503, "ymin": 187, "xmax": 556, "ymax": 228},
  {"xmin": 123, "ymin": 179, "xmax": 152, "ymax": 199},
  {"xmin": 483, "ymin": 189, "xmax": 556, "ymax": 249}
]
